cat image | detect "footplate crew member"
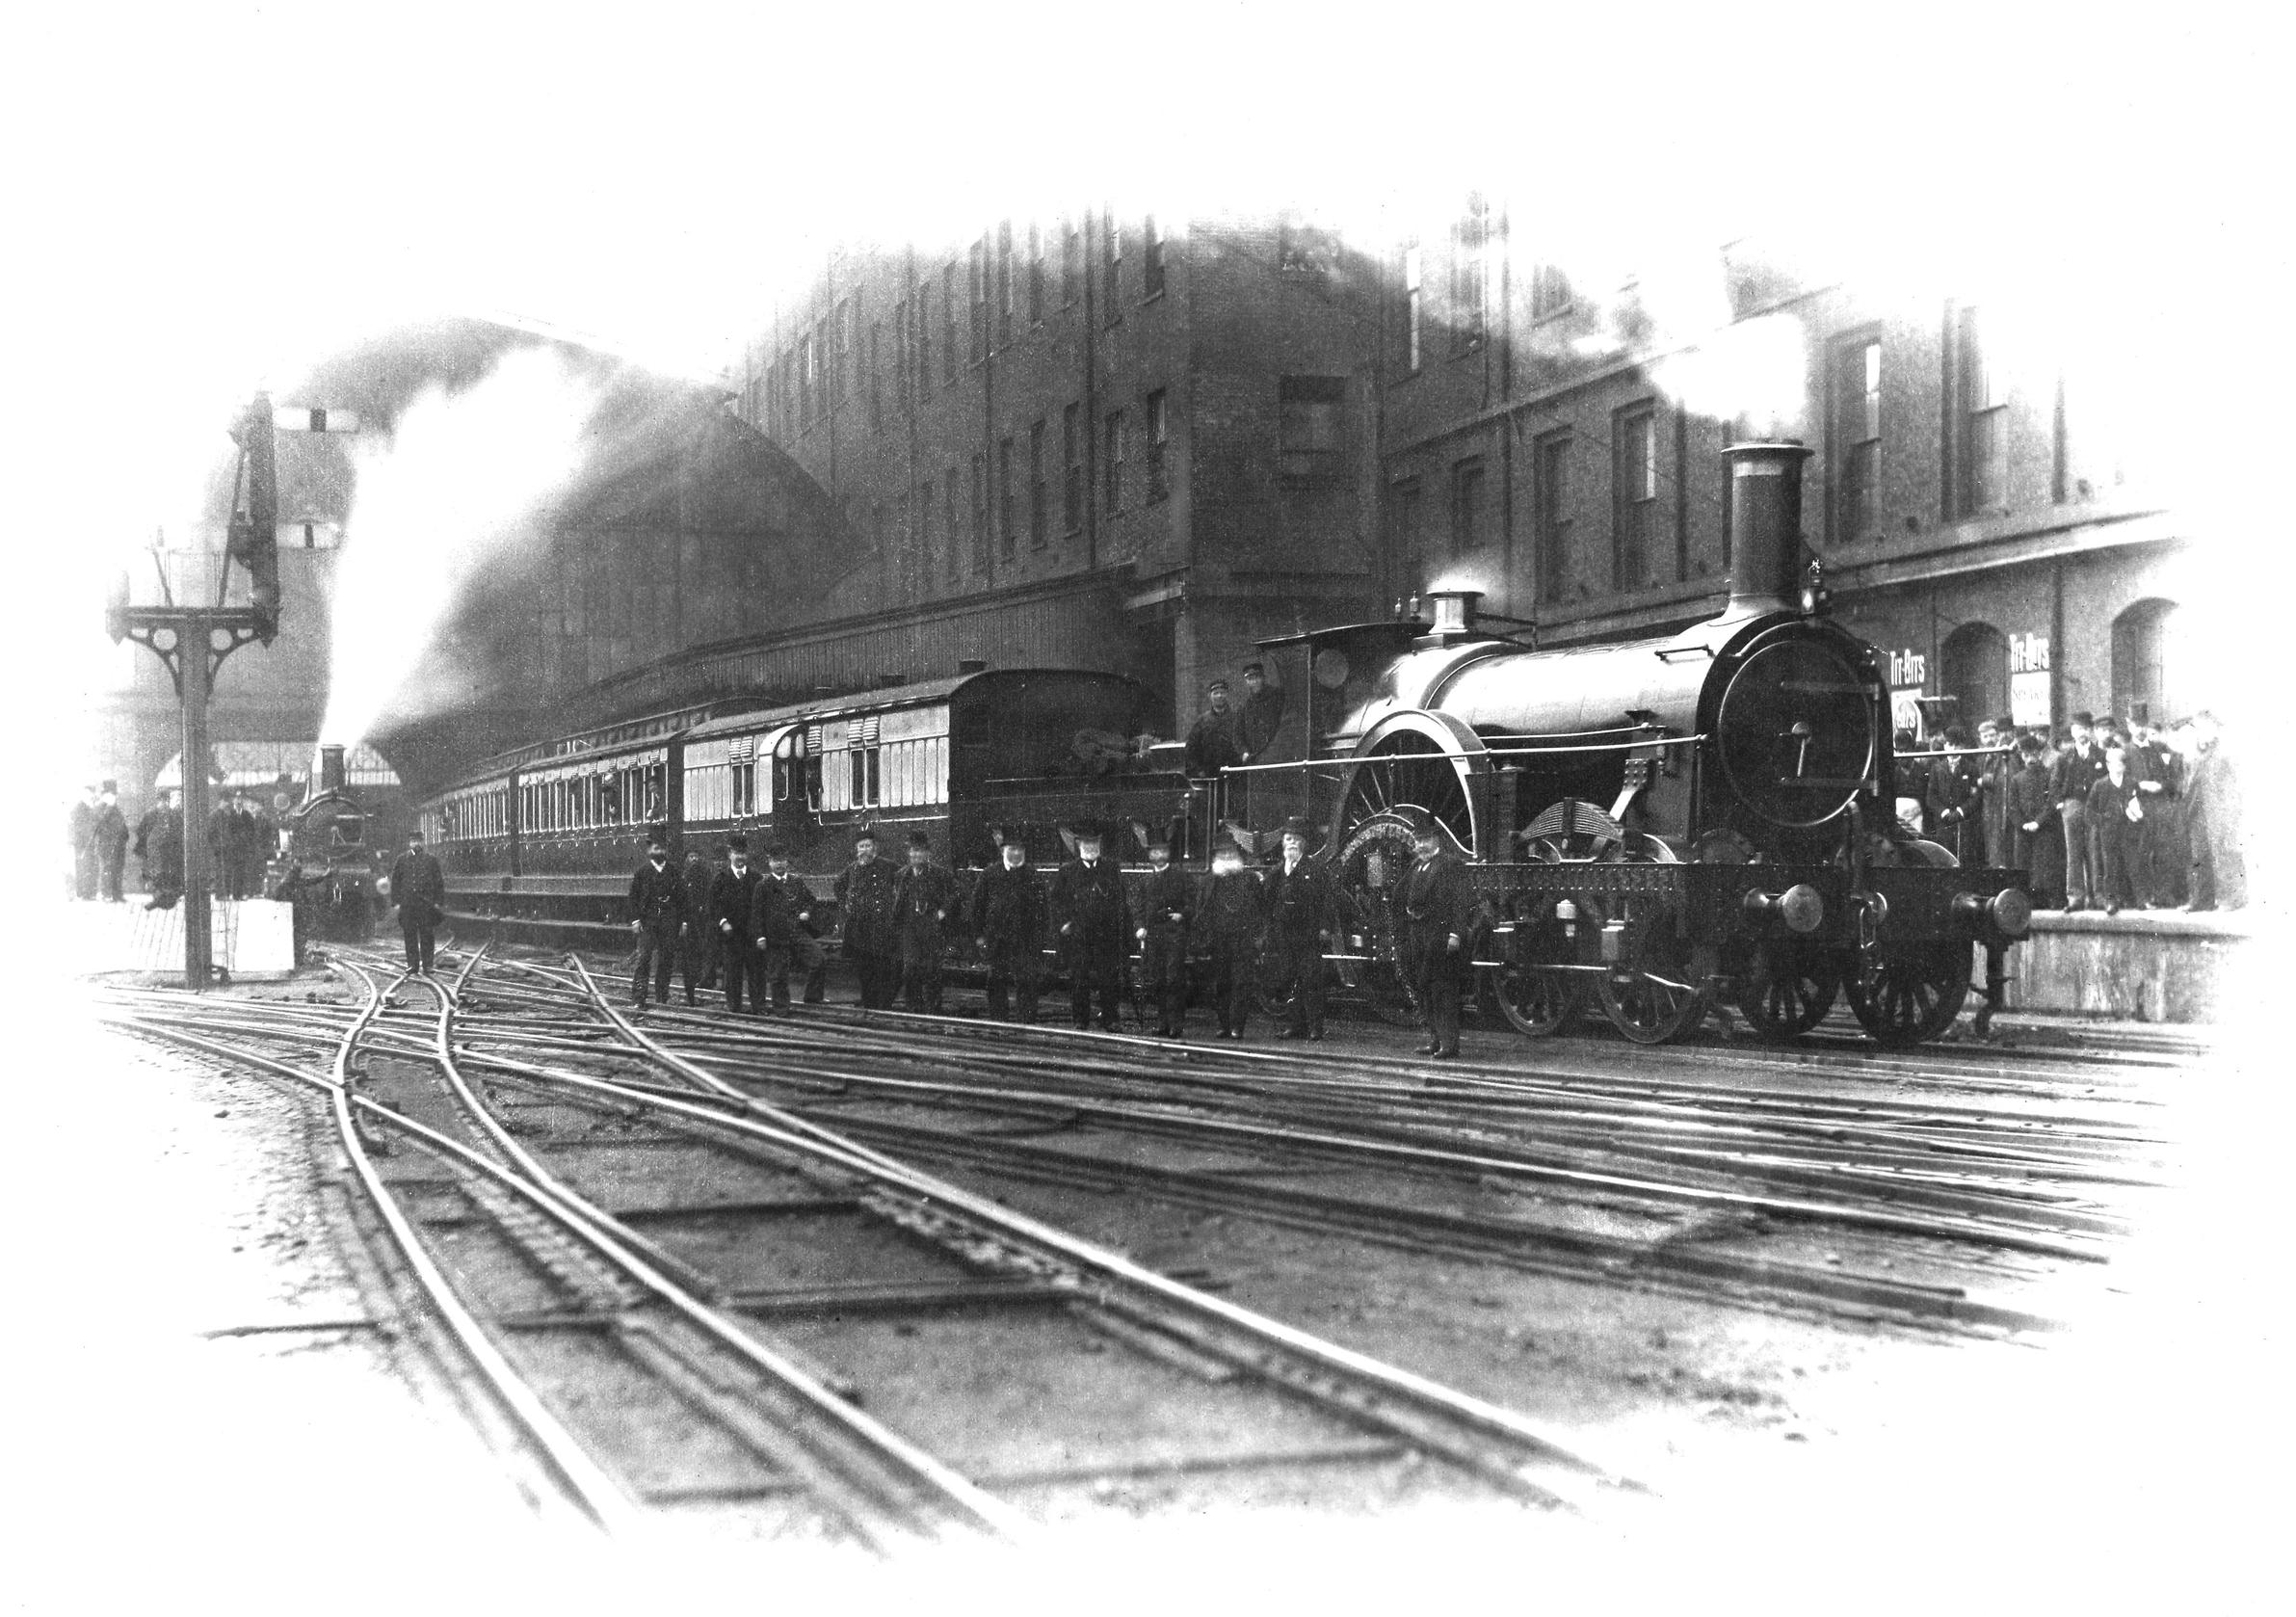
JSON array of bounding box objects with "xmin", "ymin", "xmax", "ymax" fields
[
  {"xmin": 1396, "ymin": 824, "xmax": 1474, "ymax": 1058},
  {"xmin": 970, "ymin": 832, "xmax": 1045, "ymax": 1022},
  {"xmin": 626, "ymin": 832, "xmax": 687, "ymax": 1008}
]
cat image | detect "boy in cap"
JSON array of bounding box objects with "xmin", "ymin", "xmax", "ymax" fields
[
  {"xmin": 891, "ymin": 830, "xmax": 959, "ymax": 1012},
  {"xmin": 626, "ymin": 831, "xmax": 688, "ymax": 1008},
  {"xmin": 710, "ymin": 835, "xmax": 764, "ymax": 1013},
  {"xmin": 1051, "ymin": 820, "xmax": 1130, "ymax": 1031},
  {"xmin": 1134, "ymin": 829, "xmax": 1193, "ymax": 1037},
  {"xmin": 1260, "ymin": 815, "xmax": 1333, "ymax": 1039},
  {"xmin": 1193, "ymin": 837, "xmax": 1263, "ymax": 1038},
  {"xmin": 834, "ymin": 828, "xmax": 901, "ymax": 1007},
  {"xmin": 752, "ymin": 842, "xmax": 828, "ymax": 1009},
  {"xmin": 971, "ymin": 830, "xmax": 1045, "ymax": 1022}
]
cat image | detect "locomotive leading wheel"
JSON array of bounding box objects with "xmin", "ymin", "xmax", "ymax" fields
[
  {"xmin": 1738, "ymin": 943, "xmax": 1843, "ymax": 1042},
  {"xmin": 1846, "ymin": 941, "xmax": 1972, "ymax": 1047},
  {"xmin": 1493, "ymin": 900, "xmax": 1581, "ymax": 1038},
  {"xmin": 1590, "ymin": 897, "xmax": 1713, "ymax": 1045}
]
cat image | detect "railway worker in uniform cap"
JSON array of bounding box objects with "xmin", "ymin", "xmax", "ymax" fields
[
  {"xmin": 1395, "ymin": 823, "xmax": 1475, "ymax": 1059},
  {"xmin": 834, "ymin": 828, "xmax": 902, "ymax": 1008},
  {"xmin": 709, "ymin": 835, "xmax": 764, "ymax": 1013},
  {"xmin": 1050, "ymin": 820, "xmax": 1131, "ymax": 1031},
  {"xmin": 93, "ymin": 783, "xmax": 129, "ymax": 903},
  {"xmin": 1234, "ymin": 662, "xmax": 1287, "ymax": 766},
  {"xmin": 970, "ymin": 829, "xmax": 1045, "ymax": 1023},
  {"xmin": 1259, "ymin": 815, "xmax": 1334, "ymax": 1040},
  {"xmin": 678, "ymin": 849, "xmax": 716, "ymax": 1005},
  {"xmin": 1183, "ymin": 678, "xmax": 1245, "ymax": 780},
  {"xmin": 388, "ymin": 830, "xmax": 446, "ymax": 975},
  {"xmin": 625, "ymin": 831, "xmax": 688, "ymax": 1010},
  {"xmin": 1134, "ymin": 829, "xmax": 1194, "ymax": 1037},
  {"xmin": 69, "ymin": 784, "xmax": 98, "ymax": 900},
  {"xmin": 2049, "ymin": 712, "xmax": 2106, "ymax": 910},
  {"xmin": 752, "ymin": 842, "xmax": 828, "ymax": 1010},
  {"xmin": 135, "ymin": 786, "xmax": 184, "ymax": 910},
  {"xmin": 890, "ymin": 831, "xmax": 960, "ymax": 1013},
  {"xmin": 1194, "ymin": 837, "xmax": 1263, "ymax": 1039}
]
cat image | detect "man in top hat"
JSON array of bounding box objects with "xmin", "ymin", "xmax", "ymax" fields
[
  {"xmin": 1260, "ymin": 815, "xmax": 1334, "ymax": 1039},
  {"xmin": 388, "ymin": 829, "xmax": 447, "ymax": 975},
  {"xmin": 971, "ymin": 829, "xmax": 1046, "ymax": 1022},
  {"xmin": 890, "ymin": 831, "xmax": 959, "ymax": 1013},
  {"xmin": 1194, "ymin": 837, "xmax": 1264, "ymax": 1038},
  {"xmin": 1134, "ymin": 828, "xmax": 1194, "ymax": 1037},
  {"xmin": 1051, "ymin": 820, "xmax": 1131, "ymax": 1031},
  {"xmin": 2049, "ymin": 711, "xmax": 2106, "ymax": 910},
  {"xmin": 626, "ymin": 831, "xmax": 688, "ymax": 1009},
  {"xmin": 1396, "ymin": 822, "xmax": 1475, "ymax": 1058},
  {"xmin": 1183, "ymin": 678, "xmax": 1244, "ymax": 779},
  {"xmin": 1234, "ymin": 661, "xmax": 1287, "ymax": 766},
  {"xmin": 135, "ymin": 786, "xmax": 184, "ymax": 910},
  {"xmin": 709, "ymin": 835, "xmax": 764, "ymax": 1013},
  {"xmin": 834, "ymin": 828, "xmax": 902, "ymax": 1008},
  {"xmin": 751, "ymin": 841, "xmax": 827, "ymax": 1009},
  {"xmin": 92, "ymin": 783, "xmax": 129, "ymax": 903}
]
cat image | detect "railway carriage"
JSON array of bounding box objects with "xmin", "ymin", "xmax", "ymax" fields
[{"xmin": 1240, "ymin": 442, "xmax": 2032, "ymax": 1047}]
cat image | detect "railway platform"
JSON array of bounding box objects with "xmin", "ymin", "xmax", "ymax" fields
[
  {"xmin": 2007, "ymin": 906, "xmax": 2259, "ymax": 1022},
  {"xmin": 58, "ymin": 893, "xmax": 296, "ymax": 979}
]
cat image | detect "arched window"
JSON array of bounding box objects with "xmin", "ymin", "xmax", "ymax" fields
[
  {"xmin": 2112, "ymin": 597, "xmax": 2178, "ymax": 723},
  {"xmin": 1940, "ymin": 621, "xmax": 2010, "ymax": 731}
]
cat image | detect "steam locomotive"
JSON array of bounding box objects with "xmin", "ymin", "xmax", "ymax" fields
[
  {"xmin": 1238, "ymin": 442, "xmax": 2031, "ymax": 1047},
  {"xmin": 270, "ymin": 743, "xmax": 401, "ymax": 941}
]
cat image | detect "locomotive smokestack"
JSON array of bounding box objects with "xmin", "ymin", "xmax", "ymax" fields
[
  {"xmin": 1722, "ymin": 441, "xmax": 1812, "ymax": 617},
  {"xmin": 319, "ymin": 744, "xmax": 348, "ymax": 794},
  {"xmin": 1415, "ymin": 588, "xmax": 1483, "ymax": 649}
]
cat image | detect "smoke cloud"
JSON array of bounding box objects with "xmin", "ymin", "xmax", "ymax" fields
[{"xmin": 319, "ymin": 347, "xmax": 601, "ymax": 749}]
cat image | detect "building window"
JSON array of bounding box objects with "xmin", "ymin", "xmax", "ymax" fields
[
  {"xmin": 1833, "ymin": 333, "xmax": 1881, "ymax": 541},
  {"xmin": 941, "ymin": 265, "xmax": 958, "ymax": 384},
  {"xmin": 1102, "ymin": 210, "xmax": 1122, "ymax": 323},
  {"xmin": 2111, "ymin": 597, "xmax": 2178, "ymax": 722},
  {"xmin": 1145, "ymin": 388, "xmax": 1168, "ymax": 501},
  {"xmin": 1143, "ymin": 215, "xmax": 1165, "ymax": 299},
  {"xmin": 1104, "ymin": 409, "xmax": 1125, "ymax": 512},
  {"xmin": 997, "ymin": 220, "xmax": 1015, "ymax": 346},
  {"xmin": 1029, "ymin": 419, "xmax": 1048, "ymax": 548},
  {"xmin": 1535, "ymin": 432, "xmax": 1572, "ymax": 603},
  {"xmin": 1063, "ymin": 217, "xmax": 1081, "ymax": 307},
  {"xmin": 1448, "ymin": 457, "xmax": 1486, "ymax": 557},
  {"xmin": 1530, "ymin": 262, "xmax": 1572, "ymax": 321},
  {"xmin": 969, "ymin": 453, "xmax": 988, "ymax": 571},
  {"xmin": 943, "ymin": 467, "xmax": 960, "ymax": 581},
  {"xmin": 1402, "ymin": 243, "xmax": 1422, "ymax": 372},
  {"xmin": 1961, "ymin": 305, "xmax": 2007, "ymax": 515},
  {"xmin": 969, "ymin": 238, "xmax": 988, "ymax": 363},
  {"xmin": 1028, "ymin": 223, "xmax": 1044, "ymax": 324},
  {"xmin": 1613, "ymin": 406, "xmax": 1658, "ymax": 588},
  {"xmin": 1063, "ymin": 403, "xmax": 1083, "ymax": 533},
  {"xmin": 997, "ymin": 437, "xmax": 1016, "ymax": 560},
  {"xmin": 1450, "ymin": 200, "xmax": 1488, "ymax": 354}
]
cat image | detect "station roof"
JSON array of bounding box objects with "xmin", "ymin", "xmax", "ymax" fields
[{"xmin": 156, "ymin": 742, "xmax": 401, "ymax": 792}]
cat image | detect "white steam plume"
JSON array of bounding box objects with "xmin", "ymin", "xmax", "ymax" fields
[{"xmin": 319, "ymin": 347, "xmax": 600, "ymax": 749}]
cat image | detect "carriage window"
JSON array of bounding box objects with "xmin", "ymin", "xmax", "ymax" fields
[{"xmin": 866, "ymin": 747, "xmax": 882, "ymax": 807}]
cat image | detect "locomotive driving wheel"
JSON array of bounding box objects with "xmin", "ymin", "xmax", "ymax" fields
[
  {"xmin": 1845, "ymin": 941, "xmax": 1972, "ymax": 1047},
  {"xmin": 1737, "ymin": 942, "xmax": 1843, "ymax": 1042},
  {"xmin": 1492, "ymin": 895, "xmax": 1581, "ymax": 1037},
  {"xmin": 1589, "ymin": 893, "xmax": 1714, "ymax": 1046}
]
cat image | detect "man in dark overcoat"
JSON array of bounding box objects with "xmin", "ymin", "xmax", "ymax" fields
[
  {"xmin": 677, "ymin": 849, "xmax": 716, "ymax": 1005},
  {"xmin": 1183, "ymin": 679, "xmax": 1244, "ymax": 779},
  {"xmin": 1235, "ymin": 662, "xmax": 1287, "ymax": 765},
  {"xmin": 752, "ymin": 843, "xmax": 828, "ymax": 1010},
  {"xmin": 92, "ymin": 784, "xmax": 130, "ymax": 903},
  {"xmin": 709, "ymin": 835, "xmax": 764, "ymax": 1013},
  {"xmin": 69, "ymin": 785, "xmax": 97, "ymax": 900},
  {"xmin": 626, "ymin": 831, "xmax": 687, "ymax": 1009},
  {"xmin": 136, "ymin": 787, "xmax": 184, "ymax": 909},
  {"xmin": 1051, "ymin": 823, "xmax": 1130, "ymax": 1031},
  {"xmin": 2050, "ymin": 712, "xmax": 2106, "ymax": 910},
  {"xmin": 388, "ymin": 829, "xmax": 447, "ymax": 974},
  {"xmin": 890, "ymin": 831, "xmax": 960, "ymax": 1013},
  {"xmin": 1395, "ymin": 823, "xmax": 1475, "ymax": 1059},
  {"xmin": 1193, "ymin": 839, "xmax": 1263, "ymax": 1038},
  {"xmin": 2008, "ymin": 734, "xmax": 2060, "ymax": 906},
  {"xmin": 1133, "ymin": 830, "xmax": 1194, "ymax": 1037},
  {"xmin": 970, "ymin": 833, "xmax": 1045, "ymax": 1022},
  {"xmin": 1260, "ymin": 816, "xmax": 1334, "ymax": 1040},
  {"xmin": 834, "ymin": 829, "xmax": 901, "ymax": 1008}
]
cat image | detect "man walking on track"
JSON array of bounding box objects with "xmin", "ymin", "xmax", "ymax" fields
[
  {"xmin": 626, "ymin": 831, "xmax": 687, "ymax": 1010},
  {"xmin": 388, "ymin": 830, "xmax": 446, "ymax": 975},
  {"xmin": 1396, "ymin": 823, "xmax": 1474, "ymax": 1059}
]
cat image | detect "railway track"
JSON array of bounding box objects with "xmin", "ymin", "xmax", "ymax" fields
[{"xmin": 98, "ymin": 948, "xmax": 1639, "ymax": 1541}]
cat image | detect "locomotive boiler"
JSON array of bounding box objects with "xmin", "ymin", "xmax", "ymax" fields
[{"xmin": 1246, "ymin": 442, "xmax": 2032, "ymax": 1047}]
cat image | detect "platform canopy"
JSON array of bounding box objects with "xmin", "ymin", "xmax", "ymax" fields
[{"xmin": 155, "ymin": 741, "xmax": 401, "ymax": 792}]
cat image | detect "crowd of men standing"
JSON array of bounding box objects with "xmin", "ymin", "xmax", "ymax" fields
[
  {"xmin": 66, "ymin": 782, "xmax": 281, "ymax": 910},
  {"xmin": 1893, "ymin": 707, "xmax": 2245, "ymax": 915}
]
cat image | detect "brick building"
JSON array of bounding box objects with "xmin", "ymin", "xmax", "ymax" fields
[{"xmin": 732, "ymin": 210, "xmax": 1386, "ymax": 733}]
